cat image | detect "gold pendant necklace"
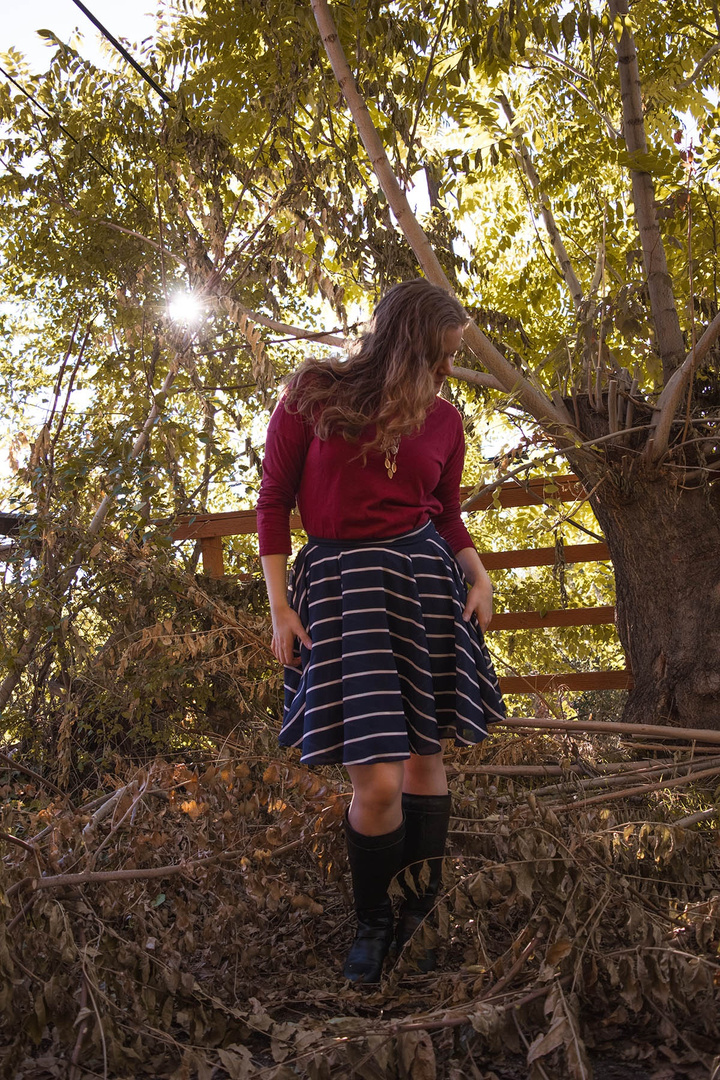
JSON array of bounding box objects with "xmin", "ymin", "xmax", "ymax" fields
[{"xmin": 384, "ymin": 438, "xmax": 400, "ymax": 480}]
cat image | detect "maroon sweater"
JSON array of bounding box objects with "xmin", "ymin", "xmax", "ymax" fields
[{"xmin": 256, "ymin": 395, "xmax": 475, "ymax": 556}]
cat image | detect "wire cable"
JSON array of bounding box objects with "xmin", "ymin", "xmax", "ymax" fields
[
  {"xmin": 0, "ymin": 64, "xmax": 149, "ymax": 212},
  {"xmin": 70, "ymin": 0, "xmax": 171, "ymax": 104}
]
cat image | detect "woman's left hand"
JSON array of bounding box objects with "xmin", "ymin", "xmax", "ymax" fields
[{"xmin": 462, "ymin": 577, "xmax": 493, "ymax": 632}]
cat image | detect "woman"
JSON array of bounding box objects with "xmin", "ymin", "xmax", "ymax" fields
[{"xmin": 257, "ymin": 279, "xmax": 505, "ymax": 983}]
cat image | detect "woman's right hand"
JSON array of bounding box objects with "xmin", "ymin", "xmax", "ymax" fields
[{"xmin": 270, "ymin": 604, "xmax": 312, "ymax": 667}]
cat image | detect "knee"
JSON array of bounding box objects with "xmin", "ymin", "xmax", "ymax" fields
[
  {"xmin": 350, "ymin": 764, "xmax": 404, "ymax": 814},
  {"xmin": 363, "ymin": 776, "xmax": 404, "ymax": 814}
]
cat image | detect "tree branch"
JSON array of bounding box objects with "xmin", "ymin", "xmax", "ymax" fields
[
  {"xmin": 499, "ymin": 93, "xmax": 584, "ymax": 312},
  {"xmin": 310, "ymin": 0, "xmax": 571, "ymax": 436},
  {"xmin": 648, "ymin": 308, "xmax": 720, "ymax": 460},
  {"xmin": 550, "ymin": 764, "xmax": 720, "ymax": 813},
  {"xmin": 451, "ymin": 365, "xmax": 505, "ymax": 391},
  {"xmin": 407, "ymin": 0, "xmax": 452, "ymax": 158},
  {"xmin": 608, "ymin": 0, "xmax": 685, "ymax": 381},
  {"xmin": 101, "ymin": 221, "xmax": 345, "ymax": 346},
  {"xmin": 98, "ymin": 220, "xmax": 186, "ymax": 266},
  {"xmin": 235, "ymin": 307, "xmax": 345, "ymax": 346},
  {"xmin": 679, "ymin": 40, "xmax": 720, "ymax": 87},
  {"xmin": 1, "ymin": 336, "xmax": 193, "ymax": 731},
  {"xmin": 0, "ymin": 751, "xmax": 65, "ymax": 799}
]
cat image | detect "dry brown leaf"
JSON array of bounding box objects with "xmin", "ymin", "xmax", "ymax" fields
[
  {"xmin": 546, "ymin": 938, "xmax": 574, "ymax": 965},
  {"xmin": 397, "ymin": 1029, "xmax": 437, "ymax": 1080}
]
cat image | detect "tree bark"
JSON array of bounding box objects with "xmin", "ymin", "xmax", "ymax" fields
[
  {"xmin": 568, "ymin": 442, "xmax": 720, "ymax": 728},
  {"xmin": 649, "ymin": 308, "xmax": 720, "ymax": 460},
  {"xmin": 608, "ymin": 0, "xmax": 685, "ymax": 380}
]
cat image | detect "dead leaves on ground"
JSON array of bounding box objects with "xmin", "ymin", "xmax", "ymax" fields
[{"xmin": 1, "ymin": 732, "xmax": 719, "ymax": 1079}]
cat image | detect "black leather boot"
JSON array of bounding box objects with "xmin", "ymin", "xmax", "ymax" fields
[
  {"xmin": 343, "ymin": 814, "xmax": 405, "ymax": 983},
  {"xmin": 396, "ymin": 792, "xmax": 451, "ymax": 972}
]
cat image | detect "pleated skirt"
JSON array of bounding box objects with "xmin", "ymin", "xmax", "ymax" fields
[{"xmin": 280, "ymin": 522, "xmax": 506, "ymax": 765}]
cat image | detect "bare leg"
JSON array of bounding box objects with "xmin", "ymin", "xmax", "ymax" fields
[
  {"xmin": 346, "ymin": 761, "xmax": 405, "ymax": 835},
  {"xmin": 402, "ymin": 750, "xmax": 448, "ymax": 796}
]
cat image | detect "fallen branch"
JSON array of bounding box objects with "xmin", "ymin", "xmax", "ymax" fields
[
  {"xmin": 673, "ymin": 808, "xmax": 718, "ymax": 827},
  {"xmin": 81, "ymin": 783, "xmax": 133, "ymax": 839},
  {"xmin": 497, "ymin": 716, "xmax": 720, "ymax": 745},
  {"xmin": 6, "ymin": 832, "xmax": 303, "ymax": 901},
  {"xmin": 493, "ymin": 755, "xmax": 720, "ymax": 802},
  {"xmin": 550, "ymin": 764, "xmax": 720, "ymax": 813},
  {"xmin": 620, "ymin": 740, "xmax": 720, "ymax": 755},
  {"xmin": 479, "ymin": 920, "xmax": 550, "ymax": 1001},
  {"xmin": 447, "ymin": 760, "xmax": 657, "ymax": 778}
]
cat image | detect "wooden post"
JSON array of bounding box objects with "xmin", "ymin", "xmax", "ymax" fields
[{"xmin": 200, "ymin": 536, "xmax": 224, "ymax": 578}]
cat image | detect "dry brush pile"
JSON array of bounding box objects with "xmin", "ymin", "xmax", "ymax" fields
[
  {"xmin": 1, "ymin": 537, "xmax": 719, "ymax": 1078},
  {"xmin": 1, "ymin": 718, "xmax": 720, "ymax": 1080}
]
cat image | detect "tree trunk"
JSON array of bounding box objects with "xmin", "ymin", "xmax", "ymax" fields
[{"xmin": 569, "ymin": 447, "xmax": 720, "ymax": 729}]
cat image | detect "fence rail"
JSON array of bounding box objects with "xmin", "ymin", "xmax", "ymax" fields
[{"xmin": 172, "ymin": 474, "xmax": 632, "ymax": 696}]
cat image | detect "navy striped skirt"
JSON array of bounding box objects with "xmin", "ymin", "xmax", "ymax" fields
[{"xmin": 280, "ymin": 522, "xmax": 506, "ymax": 765}]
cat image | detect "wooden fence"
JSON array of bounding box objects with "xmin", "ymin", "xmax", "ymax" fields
[{"xmin": 172, "ymin": 475, "xmax": 632, "ymax": 696}]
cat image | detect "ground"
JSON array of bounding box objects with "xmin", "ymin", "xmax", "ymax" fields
[{"xmin": 1, "ymin": 722, "xmax": 719, "ymax": 1079}]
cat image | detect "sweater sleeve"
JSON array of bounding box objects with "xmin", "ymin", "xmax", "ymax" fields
[
  {"xmin": 256, "ymin": 398, "xmax": 314, "ymax": 556},
  {"xmin": 429, "ymin": 406, "xmax": 475, "ymax": 554}
]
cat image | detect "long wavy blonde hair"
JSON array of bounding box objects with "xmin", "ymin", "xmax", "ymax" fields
[{"xmin": 283, "ymin": 280, "xmax": 467, "ymax": 454}]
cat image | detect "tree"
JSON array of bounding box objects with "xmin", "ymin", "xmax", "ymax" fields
[
  {"xmin": 1, "ymin": 0, "xmax": 719, "ymax": 736},
  {"xmin": 310, "ymin": 0, "xmax": 720, "ymax": 728}
]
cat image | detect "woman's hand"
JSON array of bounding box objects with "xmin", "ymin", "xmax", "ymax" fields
[
  {"xmin": 261, "ymin": 554, "xmax": 311, "ymax": 666},
  {"xmin": 270, "ymin": 604, "xmax": 312, "ymax": 667},
  {"xmin": 462, "ymin": 577, "xmax": 493, "ymax": 632},
  {"xmin": 455, "ymin": 546, "xmax": 494, "ymax": 632}
]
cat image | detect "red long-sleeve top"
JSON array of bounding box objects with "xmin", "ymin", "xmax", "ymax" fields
[{"xmin": 256, "ymin": 395, "xmax": 475, "ymax": 556}]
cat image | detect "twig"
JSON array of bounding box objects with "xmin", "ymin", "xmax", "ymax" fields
[
  {"xmin": 7, "ymin": 857, "xmax": 211, "ymax": 900},
  {"xmin": 82, "ymin": 784, "xmax": 132, "ymax": 839},
  {"xmin": 0, "ymin": 751, "xmax": 67, "ymax": 800},
  {"xmin": 0, "ymin": 830, "xmax": 39, "ymax": 856},
  {"xmin": 85, "ymin": 776, "xmax": 150, "ymax": 870},
  {"xmin": 672, "ymin": 807, "xmax": 718, "ymax": 827},
  {"xmin": 479, "ymin": 920, "xmax": 550, "ymax": 1000},
  {"xmin": 644, "ymin": 995, "xmax": 713, "ymax": 1069},
  {"xmin": 493, "ymin": 755, "xmax": 720, "ymax": 802},
  {"xmin": 447, "ymin": 760, "xmax": 657, "ymax": 778},
  {"xmin": 6, "ymin": 894, "xmax": 39, "ymax": 934},
  {"xmin": 390, "ymin": 976, "xmax": 571, "ymax": 1033},
  {"xmin": 620, "ymin": 739, "xmax": 720, "ymax": 755},
  {"xmin": 69, "ymin": 930, "xmax": 90, "ymax": 1080},
  {"xmin": 512, "ymin": 1010, "xmax": 553, "ymax": 1080},
  {"xmin": 82, "ymin": 963, "xmax": 108, "ymax": 1080},
  {"xmin": 550, "ymin": 764, "xmax": 720, "ymax": 813}
]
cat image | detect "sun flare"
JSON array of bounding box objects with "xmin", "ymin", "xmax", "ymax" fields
[{"xmin": 167, "ymin": 291, "xmax": 204, "ymax": 326}]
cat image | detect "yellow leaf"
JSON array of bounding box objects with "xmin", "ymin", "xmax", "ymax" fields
[{"xmin": 180, "ymin": 799, "xmax": 205, "ymax": 820}]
